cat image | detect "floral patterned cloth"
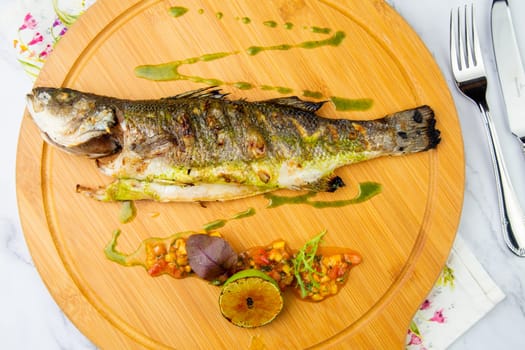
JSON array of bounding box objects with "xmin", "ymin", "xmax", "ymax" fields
[
  {"xmin": 11, "ymin": 2, "xmax": 505, "ymax": 349},
  {"xmin": 406, "ymin": 237, "xmax": 504, "ymax": 349},
  {"xmin": 13, "ymin": 0, "xmax": 94, "ymax": 78}
]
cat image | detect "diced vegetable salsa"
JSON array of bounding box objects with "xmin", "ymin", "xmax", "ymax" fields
[
  {"xmin": 236, "ymin": 240, "xmax": 295, "ymax": 290},
  {"xmin": 293, "ymin": 249, "xmax": 361, "ymax": 301},
  {"xmin": 146, "ymin": 236, "xmax": 191, "ymax": 278},
  {"xmin": 105, "ymin": 230, "xmax": 361, "ymax": 302}
]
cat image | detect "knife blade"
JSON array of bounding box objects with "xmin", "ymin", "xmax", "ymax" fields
[{"xmin": 491, "ymin": 0, "xmax": 525, "ymax": 154}]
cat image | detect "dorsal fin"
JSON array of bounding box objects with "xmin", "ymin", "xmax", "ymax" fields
[
  {"xmin": 162, "ymin": 86, "xmax": 229, "ymax": 100},
  {"xmin": 263, "ymin": 96, "xmax": 326, "ymax": 112}
]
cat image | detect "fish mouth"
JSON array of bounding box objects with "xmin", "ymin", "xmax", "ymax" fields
[
  {"xmin": 25, "ymin": 93, "xmax": 37, "ymax": 116},
  {"xmin": 25, "ymin": 92, "xmax": 121, "ymax": 158},
  {"xmin": 40, "ymin": 131, "xmax": 121, "ymax": 158},
  {"xmin": 33, "ymin": 118, "xmax": 122, "ymax": 158}
]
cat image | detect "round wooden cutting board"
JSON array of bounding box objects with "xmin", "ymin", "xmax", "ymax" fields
[{"xmin": 16, "ymin": 0, "xmax": 464, "ymax": 349}]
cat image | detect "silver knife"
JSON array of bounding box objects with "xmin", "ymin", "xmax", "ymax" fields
[{"xmin": 491, "ymin": 0, "xmax": 525, "ymax": 155}]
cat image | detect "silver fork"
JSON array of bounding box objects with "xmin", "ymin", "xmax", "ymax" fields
[{"xmin": 450, "ymin": 4, "xmax": 525, "ymax": 256}]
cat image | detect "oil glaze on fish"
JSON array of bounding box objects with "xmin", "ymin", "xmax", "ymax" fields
[{"xmin": 26, "ymin": 87, "xmax": 440, "ymax": 202}]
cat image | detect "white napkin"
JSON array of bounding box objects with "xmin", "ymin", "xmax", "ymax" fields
[
  {"xmin": 8, "ymin": 2, "xmax": 505, "ymax": 349},
  {"xmin": 406, "ymin": 236, "xmax": 505, "ymax": 349}
]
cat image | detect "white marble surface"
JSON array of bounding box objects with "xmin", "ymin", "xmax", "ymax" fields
[{"xmin": 1, "ymin": 0, "xmax": 525, "ymax": 349}]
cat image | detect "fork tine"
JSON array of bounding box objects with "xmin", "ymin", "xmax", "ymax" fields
[
  {"xmin": 470, "ymin": 4, "xmax": 483, "ymax": 68},
  {"xmin": 450, "ymin": 7, "xmax": 460, "ymax": 73},
  {"xmin": 465, "ymin": 4, "xmax": 477, "ymax": 68},
  {"xmin": 458, "ymin": 5, "xmax": 471, "ymax": 69},
  {"xmin": 462, "ymin": 5, "xmax": 472, "ymax": 68},
  {"xmin": 450, "ymin": 9, "xmax": 456, "ymax": 69},
  {"xmin": 450, "ymin": 4, "xmax": 484, "ymax": 76}
]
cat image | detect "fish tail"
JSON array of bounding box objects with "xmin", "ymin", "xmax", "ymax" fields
[{"xmin": 383, "ymin": 105, "xmax": 440, "ymax": 155}]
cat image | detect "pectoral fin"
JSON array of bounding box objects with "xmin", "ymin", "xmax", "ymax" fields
[{"xmin": 302, "ymin": 175, "xmax": 345, "ymax": 192}]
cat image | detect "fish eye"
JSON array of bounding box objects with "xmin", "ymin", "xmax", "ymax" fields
[{"xmin": 35, "ymin": 90, "xmax": 52, "ymax": 104}]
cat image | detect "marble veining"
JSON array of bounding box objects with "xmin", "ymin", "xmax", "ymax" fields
[{"xmin": 1, "ymin": 218, "xmax": 32, "ymax": 267}]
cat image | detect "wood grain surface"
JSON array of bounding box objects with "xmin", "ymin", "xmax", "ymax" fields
[{"xmin": 16, "ymin": 0, "xmax": 464, "ymax": 348}]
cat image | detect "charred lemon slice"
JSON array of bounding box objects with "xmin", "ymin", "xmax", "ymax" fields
[{"xmin": 219, "ymin": 269, "xmax": 284, "ymax": 328}]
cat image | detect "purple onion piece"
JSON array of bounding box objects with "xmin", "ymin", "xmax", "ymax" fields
[{"xmin": 186, "ymin": 234, "xmax": 238, "ymax": 281}]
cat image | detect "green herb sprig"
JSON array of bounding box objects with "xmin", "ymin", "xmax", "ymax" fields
[{"xmin": 292, "ymin": 230, "xmax": 327, "ymax": 298}]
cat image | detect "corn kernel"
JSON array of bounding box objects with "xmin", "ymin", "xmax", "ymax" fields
[
  {"xmin": 332, "ymin": 254, "xmax": 342, "ymax": 263},
  {"xmin": 153, "ymin": 244, "xmax": 166, "ymax": 256},
  {"xmin": 323, "ymin": 254, "xmax": 342, "ymax": 268},
  {"xmin": 330, "ymin": 282, "xmax": 339, "ymax": 295},
  {"xmin": 272, "ymin": 240, "xmax": 286, "ymax": 249},
  {"xmin": 311, "ymin": 294, "xmax": 324, "ymax": 301},
  {"xmin": 320, "ymin": 275, "xmax": 331, "ymax": 283},
  {"xmin": 320, "ymin": 284, "xmax": 331, "ymax": 295},
  {"xmin": 268, "ymin": 250, "xmax": 282, "ymax": 261}
]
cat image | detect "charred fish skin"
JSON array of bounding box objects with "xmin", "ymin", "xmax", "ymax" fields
[
  {"xmin": 102, "ymin": 96, "xmax": 439, "ymax": 188},
  {"xmin": 26, "ymin": 87, "xmax": 440, "ymax": 202}
]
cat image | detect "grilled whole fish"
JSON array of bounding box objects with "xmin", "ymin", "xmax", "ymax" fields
[{"xmin": 26, "ymin": 87, "xmax": 440, "ymax": 202}]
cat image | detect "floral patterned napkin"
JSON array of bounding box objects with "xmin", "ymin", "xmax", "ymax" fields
[
  {"xmin": 12, "ymin": 0, "xmax": 95, "ymax": 78},
  {"xmin": 9, "ymin": 1, "xmax": 505, "ymax": 348},
  {"xmin": 406, "ymin": 237, "xmax": 504, "ymax": 349}
]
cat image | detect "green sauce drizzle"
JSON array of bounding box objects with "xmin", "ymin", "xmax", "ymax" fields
[
  {"xmin": 331, "ymin": 96, "xmax": 374, "ymax": 111},
  {"xmin": 246, "ymin": 31, "xmax": 345, "ymax": 56},
  {"xmin": 135, "ymin": 51, "xmax": 238, "ymax": 81},
  {"xmin": 105, "ymin": 230, "xmax": 190, "ymax": 267},
  {"xmin": 263, "ymin": 20, "xmax": 278, "ymax": 28},
  {"xmin": 105, "ymin": 230, "xmax": 129, "ymax": 265},
  {"xmin": 202, "ymin": 207, "xmax": 256, "ymax": 232},
  {"xmin": 200, "ymin": 52, "xmax": 234, "ymax": 61},
  {"xmin": 261, "ymin": 85, "xmax": 293, "ymax": 94},
  {"xmin": 119, "ymin": 201, "xmax": 137, "ymax": 223},
  {"xmin": 246, "ymin": 44, "xmax": 292, "ymax": 56},
  {"xmin": 169, "ymin": 6, "xmax": 188, "ymax": 18},
  {"xmin": 202, "ymin": 219, "xmax": 227, "ymax": 232},
  {"xmin": 300, "ymin": 31, "xmax": 346, "ymax": 49},
  {"xmin": 302, "ymin": 90, "xmax": 324, "ymax": 99},
  {"xmin": 142, "ymin": 10, "xmax": 373, "ymax": 110},
  {"xmin": 233, "ymin": 81, "xmax": 254, "ymax": 90},
  {"xmin": 264, "ymin": 182, "xmax": 382, "ymax": 208},
  {"xmin": 310, "ymin": 26, "xmax": 331, "ymax": 34},
  {"xmin": 232, "ymin": 207, "xmax": 256, "ymax": 219}
]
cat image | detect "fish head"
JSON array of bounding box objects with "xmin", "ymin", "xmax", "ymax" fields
[{"xmin": 26, "ymin": 87, "xmax": 121, "ymax": 158}]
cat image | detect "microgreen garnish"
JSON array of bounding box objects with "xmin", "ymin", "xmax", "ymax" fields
[{"xmin": 292, "ymin": 230, "xmax": 327, "ymax": 298}]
